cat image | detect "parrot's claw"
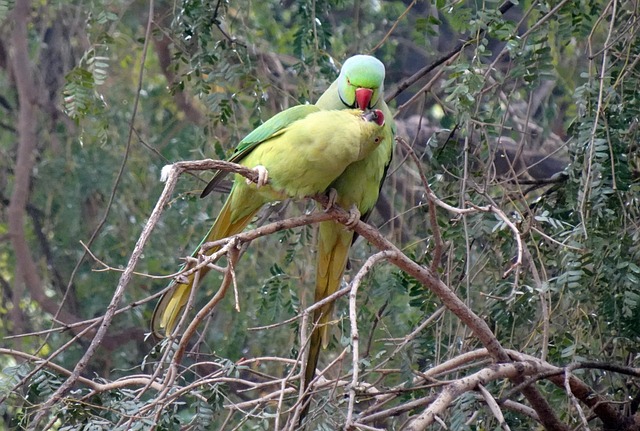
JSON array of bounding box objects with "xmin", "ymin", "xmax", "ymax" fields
[
  {"xmin": 345, "ymin": 205, "xmax": 361, "ymax": 229},
  {"xmin": 248, "ymin": 165, "xmax": 269, "ymax": 188},
  {"xmin": 324, "ymin": 188, "xmax": 338, "ymax": 211}
]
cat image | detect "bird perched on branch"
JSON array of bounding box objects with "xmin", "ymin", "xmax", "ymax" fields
[
  {"xmin": 301, "ymin": 54, "xmax": 396, "ymax": 420},
  {"xmin": 151, "ymin": 106, "xmax": 386, "ymax": 338}
]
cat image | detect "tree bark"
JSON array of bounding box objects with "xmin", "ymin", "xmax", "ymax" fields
[{"xmin": 7, "ymin": 0, "xmax": 80, "ymax": 335}]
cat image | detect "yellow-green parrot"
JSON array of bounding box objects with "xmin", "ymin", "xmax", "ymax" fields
[
  {"xmin": 303, "ymin": 55, "xmax": 396, "ymax": 402},
  {"xmin": 151, "ymin": 106, "xmax": 386, "ymax": 337}
]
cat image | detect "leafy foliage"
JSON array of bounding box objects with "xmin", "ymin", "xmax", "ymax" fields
[{"xmin": 0, "ymin": 0, "xmax": 14, "ymax": 21}]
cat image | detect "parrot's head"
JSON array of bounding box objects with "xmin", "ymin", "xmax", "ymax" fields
[
  {"xmin": 357, "ymin": 108, "xmax": 386, "ymax": 158},
  {"xmin": 337, "ymin": 55, "xmax": 385, "ymax": 111}
]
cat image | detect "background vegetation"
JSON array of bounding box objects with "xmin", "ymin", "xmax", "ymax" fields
[{"xmin": 0, "ymin": 0, "xmax": 639, "ymax": 429}]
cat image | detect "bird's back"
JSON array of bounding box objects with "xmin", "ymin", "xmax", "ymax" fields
[{"xmin": 238, "ymin": 109, "xmax": 380, "ymax": 199}]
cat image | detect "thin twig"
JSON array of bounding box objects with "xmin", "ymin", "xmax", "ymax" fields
[
  {"xmin": 478, "ymin": 383, "xmax": 510, "ymax": 431},
  {"xmin": 579, "ymin": 0, "xmax": 618, "ymax": 237},
  {"xmin": 345, "ymin": 251, "xmax": 393, "ymax": 428},
  {"xmin": 371, "ymin": 0, "xmax": 418, "ymax": 52},
  {"xmin": 397, "ymin": 137, "xmax": 444, "ymax": 270},
  {"xmin": 563, "ymin": 369, "xmax": 591, "ymax": 431}
]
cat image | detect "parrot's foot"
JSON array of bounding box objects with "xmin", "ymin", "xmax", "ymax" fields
[
  {"xmin": 175, "ymin": 274, "xmax": 190, "ymax": 285},
  {"xmin": 323, "ymin": 188, "xmax": 338, "ymax": 211},
  {"xmin": 345, "ymin": 204, "xmax": 361, "ymax": 229},
  {"xmin": 247, "ymin": 165, "xmax": 269, "ymax": 188}
]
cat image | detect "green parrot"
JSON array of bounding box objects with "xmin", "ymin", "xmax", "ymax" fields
[
  {"xmin": 151, "ymin": 106, "xmax": 386, "ymax": 337},
  {"xmin": 303, "ymin": 55, "xmax": 396, "ymax": 406}
]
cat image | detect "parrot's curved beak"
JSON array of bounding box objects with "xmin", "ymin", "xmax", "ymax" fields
[{"xmin": 355, "ymin": 88, "xmax": 373, "ymax": 110}]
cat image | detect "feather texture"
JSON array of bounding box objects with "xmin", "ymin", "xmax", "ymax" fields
[{"xmin": 151, "ymin": 108, "xmax": 386, "ymax": 338}]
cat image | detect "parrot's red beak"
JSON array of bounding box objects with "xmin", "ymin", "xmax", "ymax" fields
[{"xmin": 355, "ymin": 88, "xmax": 373, "ymax": 110}]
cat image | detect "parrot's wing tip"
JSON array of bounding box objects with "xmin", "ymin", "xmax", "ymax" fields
[{"xmin": 160, "ymin": 164, "xmax": 174, "ymax": 182}]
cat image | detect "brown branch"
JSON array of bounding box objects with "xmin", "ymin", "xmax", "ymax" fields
[
  {"xmin": 170, "ymin": 242, "xmax": 239, "ymax": 368},
  {"xmin": 358, "ymin": 347, "xmax": 636, "ymax": 430},
  {"xmin": 503, "ymin": 351, "xmax": 637, "ymax": 430},
  {"xmin": 397, "ymin": 137, "xmax": 444, "ymax": 271},
  {"xmin": 345, "ymin": 251, "xmax": 393, "ymax": 428},
  {"xmin": 548, "ymin": 373, "xmax": 634, "ymax": 430},
  {"xmin": 17, "ymin": 162, "xmax": 629, "ymax": 429},
  {"xmin": 0, "ymin": 348, "xmax": 163, "ymax": 393},
  {"xmin": 405, "ymin": 362, "xmax": 546, "ymax": 430},
  {"xmin": 21, "ymin": 157, "xmax": 274, "ymax": 423},
  {"xmin": 7, "ymin": 0, "xmax": 41, "ymax": 336},
  {"xmin": 7, "ymin": 0, "xmax": 85, "ymax": 338},
  {"xmin": 178, "ymin": 192, "xmax": 565, "ymax": 430},
  {"xmin": 315, "ymin": 204, "xmax": 566, "ymax": 430}
]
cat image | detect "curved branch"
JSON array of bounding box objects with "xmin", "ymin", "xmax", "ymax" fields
[
  {"xmin": 0, "ymin": 348, "xmax": 163, "ymax": 393},
  {"xmin": 406, "ymin": 362, "xmax": 546, "ymax": 430}
]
